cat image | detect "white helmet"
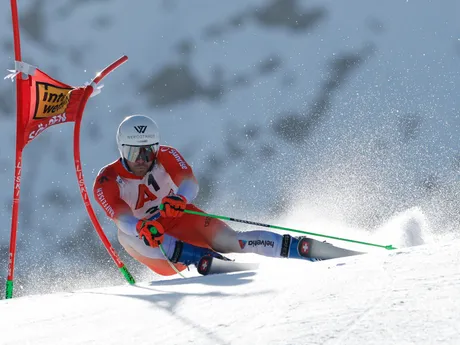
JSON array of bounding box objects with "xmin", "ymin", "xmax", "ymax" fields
[{"xmin": 116, "ymin": 115, "xmax": 160, "ymax": 162}]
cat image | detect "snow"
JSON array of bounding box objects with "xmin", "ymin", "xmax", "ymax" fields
[
  {"xmin": 2, "ymin": 241, "xmax": 459, "ymax": 344},
  {"xmin": 1, "ymin": 210, "xmax": 459, "ymax": 345},
  {"xmin": 1, "ymin": 1, "xmax": 460, "ymax": 340}
]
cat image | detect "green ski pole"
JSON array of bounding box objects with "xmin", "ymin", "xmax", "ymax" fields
[{"xmin": 161, "ymin": 205, "xmax": 396, "ymax": 250}]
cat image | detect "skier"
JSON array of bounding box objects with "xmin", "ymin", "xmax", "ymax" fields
[{"xmin": 93, "ymin": 114, "xmax": 361, "ymax": 276}]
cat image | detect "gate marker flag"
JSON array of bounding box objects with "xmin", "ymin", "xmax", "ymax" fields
[{"xmin": 6, "ymin": 0, "xmax": 135, "ymax": 299}]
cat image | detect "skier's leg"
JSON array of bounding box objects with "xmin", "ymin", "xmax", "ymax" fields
[
  {"xmin": 161, "ymin": 204, "xmax": 214, "ymax": 249},
  {"xmin": 117, "ymin": 229, "xmax": 187, "ymax": 276},
  {"xmin": 189, "ymin": 210, "xmax": 363, "ymax": 260},
  {"xmin": 164, "ymin": 204, "xmax": 362, "ymax": 262},
  {"xmin": 169, "ymin": 204, "xmax": 284, "ymax": 257},
  {"xmin": 163, "ymin": 204, "xmax": 262, "ymax": 252},
  {"xmin": 213, "ymin": 228, "xmax": 363, "ymax": 260}
]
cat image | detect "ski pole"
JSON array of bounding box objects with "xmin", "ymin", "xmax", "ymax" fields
[
  {"xmin": 160, "ymin": 205, "xmax": 396, "ymax": 250},
  {"xmin": 148, "ymin": 226, "xmax": 186, "ymax": 278}
]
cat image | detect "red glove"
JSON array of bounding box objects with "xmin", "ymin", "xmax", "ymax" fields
[
  {"xmin": 136, "ymin": 219, "xmax": 165, "ymax": 247},
  {"xmin": 160, "ymin": 194, "xmax": 187, "ymax": 218}
]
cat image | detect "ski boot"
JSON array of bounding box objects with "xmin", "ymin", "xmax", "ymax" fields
[
  {"xmin": 280, "ymin": 235, "xmax": 363, "ymax": 261},
  {"xmin": 169, "ymin": 240, "xmax": 231, "ymax": 270}
]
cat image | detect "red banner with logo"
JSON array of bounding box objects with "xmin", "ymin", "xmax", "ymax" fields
[{"xmin": 17, "ymin": 68, "xmax": 85, "ymax": 149}]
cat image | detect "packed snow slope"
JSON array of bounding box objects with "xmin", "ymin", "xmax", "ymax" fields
[
  {"xmin": 1, "ymin": 236, "xmax": 459, "ymax": 345},
  {"xmin": 1, "ymin": 0, "xmax": 459, "ymax": 299}
]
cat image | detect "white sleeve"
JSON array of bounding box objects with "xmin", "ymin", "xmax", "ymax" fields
[
  {"xmin": 115, "ymin": 214, "xmax": 139, "ymax": 237},
  {"xmin": 177, "ymin": 178, "xmax": 199, "ymax": 202}
]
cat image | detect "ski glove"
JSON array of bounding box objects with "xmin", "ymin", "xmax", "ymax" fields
[
  {"xmin": 161, "ymin": 194, "xmax": 187, "ymax": 218},
  {"xmin": 136, "ymin": 219, "xmax": 165, "ymax": 247}
]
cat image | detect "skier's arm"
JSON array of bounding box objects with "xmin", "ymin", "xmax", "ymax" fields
[
  {"xmin": 158, "ymin": 147, "xmax": 199, "ymax": 203},
  {"xmin": 93, "ymin": 172, "xmax": 138, "ymax": 236},
  {"xmin": 177, "ymin": 178, "xmax": 199, "ymax": 203}
]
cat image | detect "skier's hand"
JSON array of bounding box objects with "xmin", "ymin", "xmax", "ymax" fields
[
  {"xmin": 161, "ymin": 194, "xmax": 187, "ymax": 218},
  {"xmin": 136, "ymin": 219, "xmax": 164, "ymax": 247}
]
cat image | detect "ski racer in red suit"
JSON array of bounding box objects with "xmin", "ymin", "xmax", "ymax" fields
[{"xmin": 93, "ymin": 115, "xmax": 360, "ymax": 276}]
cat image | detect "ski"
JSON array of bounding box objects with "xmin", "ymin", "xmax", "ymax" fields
[{"xmin": 197, "ymin": 256, "xmax": 259, "ymax": 276}]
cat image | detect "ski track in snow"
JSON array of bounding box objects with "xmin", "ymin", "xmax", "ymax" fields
[
  {"xmin": 322, "ymin": 207, "xmax": 429, "ymax": 344},
  {"xmin": 326, "ymin": 261, "xmax": 395, "ymax": 345}
]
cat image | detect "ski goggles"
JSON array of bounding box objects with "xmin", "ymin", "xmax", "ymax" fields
[{"xmin": 121, "ymin": 143, "xmax": 159, "ymax": 162}]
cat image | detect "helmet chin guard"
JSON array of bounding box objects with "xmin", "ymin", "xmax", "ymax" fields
[{"xmin": 116, "ymin": 115, "xmax": 160, "ymax": 162}]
